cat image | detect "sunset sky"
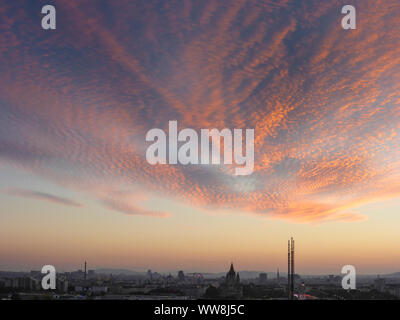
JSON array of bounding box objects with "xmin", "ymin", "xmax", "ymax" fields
[{"xmin": 0, "ymin": 0, "xmax": 400, "ymax": 274}]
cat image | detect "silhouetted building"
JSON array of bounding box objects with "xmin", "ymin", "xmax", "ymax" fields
[
  {"xmin": 84, "ymin": 261, "xmax": 87, "ymax": 281},
  {"xmin": 178, "ymin": 270, "xmax": 185, "ymax": 282},
  {"xmin": 259, "ymin": 273, "xmax": 268, "ymax": 284},
  {"xmin": 56, "ymin": 278, "xmax": 69, "ymax": 293},
  {"xmin": 219, "ymin": 263, "xmax": 242, "ymax": 298},
  {"xmin": 288, "ymin": 237, "xmax": 295, "ymax": 300},
  {"xmin": 88, "ymin": 270, "xmax": 95, "ymax": 279},
  {"xmin": 374, "ymin": 276, "xmax": 386, "ymax": 292},
  {"xmin": 146, "ymin": 269, "xmax": 152, "ymax": 281}
]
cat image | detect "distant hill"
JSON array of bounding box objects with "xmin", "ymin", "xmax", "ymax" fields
[
  {"xmin": 231, "ymin": 271, "xmax": 277, "ymax": 279},
  {"xmin": 95, "ymin": 268, "xmax": 146, "ymax": 275},
  {"xmin": 94, "ymin": 269, "xmax": 277, "ymax": 279},
  {"xmin": 94, "ymin": 268, "xmax": 400, "ymax": 279},
  {"xmin": 385, "ymin": 272, "xmax": 400, "ymax": 278}
]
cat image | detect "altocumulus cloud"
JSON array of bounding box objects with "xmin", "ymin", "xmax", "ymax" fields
[{"xmin": 0, "ymin": 0, "xmax": 399, "ymax": 223}]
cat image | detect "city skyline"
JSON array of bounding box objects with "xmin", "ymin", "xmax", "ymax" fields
[{"xmin": 1, "ymin": 1, "xmax": 400, "ymax": 275}]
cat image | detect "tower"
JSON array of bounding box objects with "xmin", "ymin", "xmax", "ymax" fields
[
  {"xmin": 288, "ymin": 237, "xmax": 295, "ymax": 299},
  {"xmin": 288, "ymin": 240, "xmax": 290, "ymax": 298},
  {"xmin": 221, "ymin": 262, "xmax": 242, "ymax": 298},
  {"xmin": 84, "ymin": 261, "xmax": 87, "ymax": 281},
  {"xmin": 226, "ymin": 263, "xmax": 236, "ymax": 284},
  {"xmin": 291, "ymin": 237, "xmax": 294, "ymax": 299},
  {"xmin": 178, "ymin": 270, "xmax": 185, "ymax": 282}
]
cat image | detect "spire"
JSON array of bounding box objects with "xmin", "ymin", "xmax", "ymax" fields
[
  {"xmin": 227, "ymin": 263, "xmax": 236, "ymax": 277},
  {"xmin": 84, "ymin": 261, "xmax": 87, "ymax": 281},
  {"xmin": 226, "ymin": 262, "xmax": 236, "ymax": 283}
]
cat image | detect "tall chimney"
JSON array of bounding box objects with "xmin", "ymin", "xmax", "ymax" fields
[
  {"xmin": 291, "ymin": 238, "xmax": 294, "ymax": 299},
  {"xmin": 288, "ymin": 240, "xmax": 291, "ymax": 298},
  {"xmin": 288, "ymin": 238, "xmax": 295, "ymax": 300},
  {"xmin": 84, "ymin": 261, "xmax": 87, "ymax": 281}
]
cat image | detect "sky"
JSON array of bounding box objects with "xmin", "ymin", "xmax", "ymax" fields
[{"xmin": 0, "ymin": 0, "xmax": 400, "ymax": 274}]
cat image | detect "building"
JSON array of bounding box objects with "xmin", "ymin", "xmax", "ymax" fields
[
  {"xmin": 146, "ymin": 269, "xmax": 152, "ymax": 281},
  {"xmin": 91, "ymin": 286, "xmax": 108, "ymax": 295},
  {"xmin": 178, "ymin": 270, "xmax": 185, "ymax": 282},
  {"xmin": 219, "ymin": 263, "xmax": 242, "ymax": 299},
  {"xmin": 56, "ymin": 278, "xmax": 69, "ymax": 293},
  {"xmin": 374, "ymin": 277, "xmax": 386, "ymax": 292},
  {"xmin": 288, "ymin": 237, "xmax": 295, "ymax": 299},
  {"xmin": 259, "ymin": 273, "xmax": 268, "ymax": 285}
]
